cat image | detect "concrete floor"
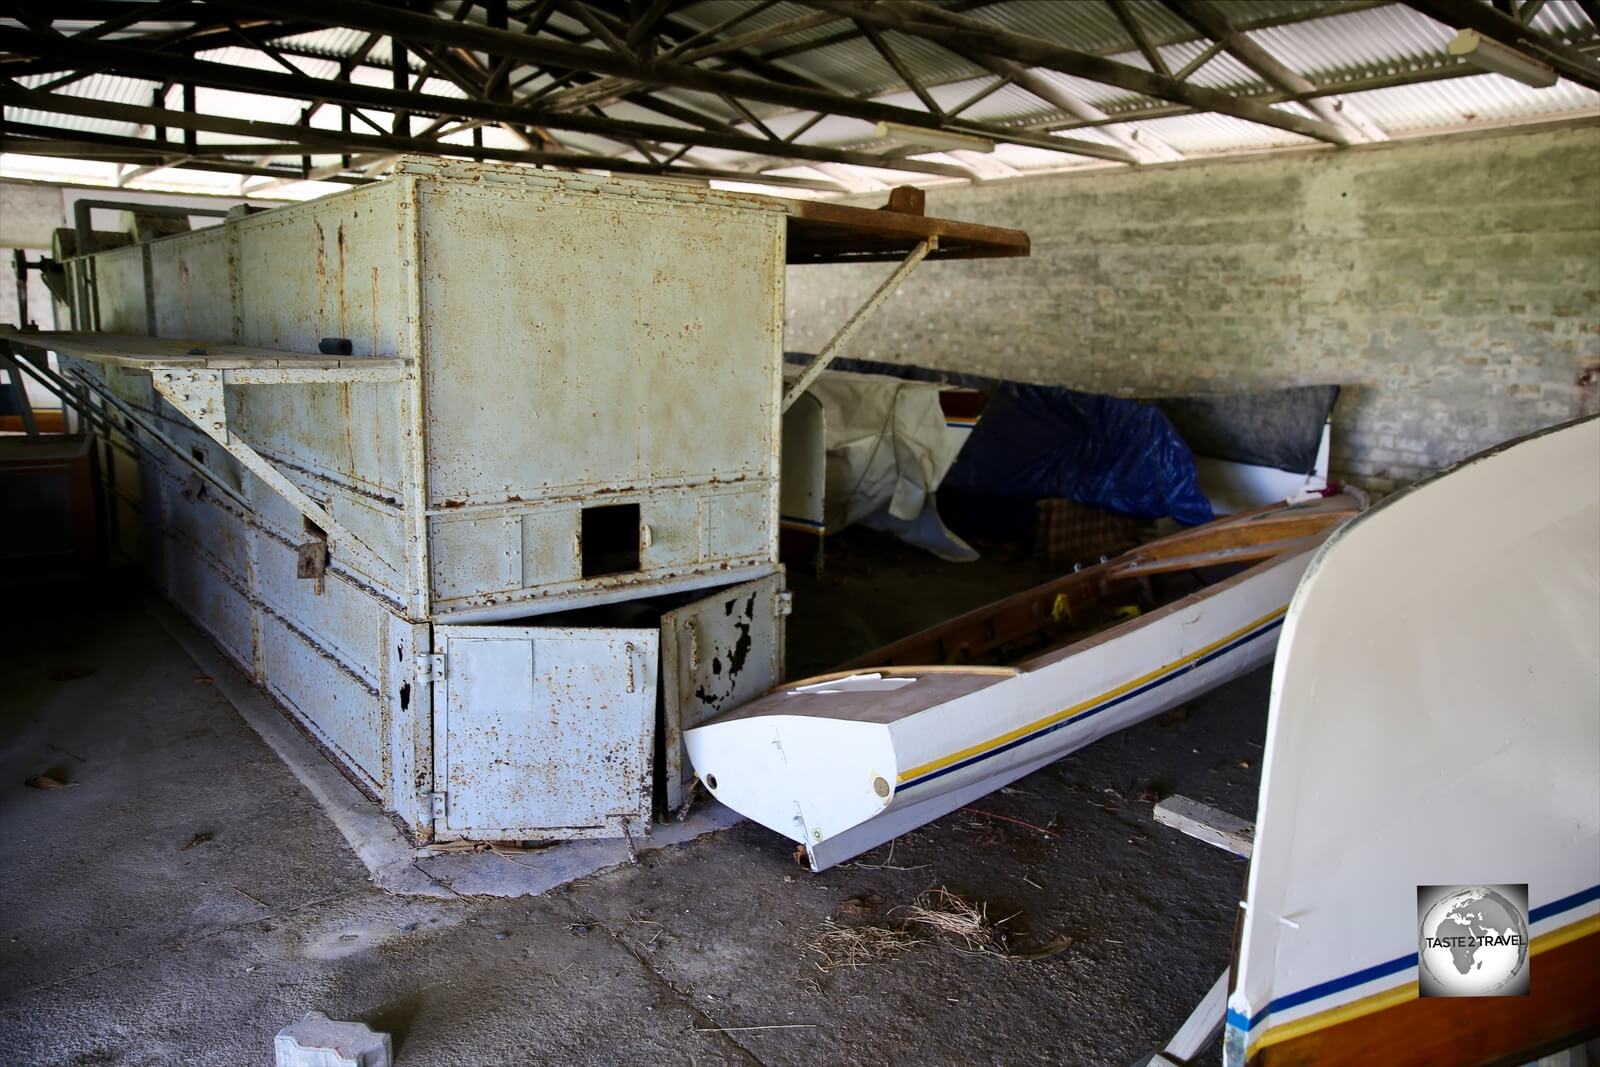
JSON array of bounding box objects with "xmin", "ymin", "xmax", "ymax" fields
[{"xmin": 0, "ymin": 534, "xmax": 1270, "ymax": 1066}]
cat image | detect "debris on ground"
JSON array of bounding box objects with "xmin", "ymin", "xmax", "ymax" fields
[
  {"xmin": 180, "ymin": 831, "xmax": 214, "ymax": 851},
  {"xmin": 810, "ymin": 919, "xmax": 922, "ymax": 973},
  {"xmin": 832, "ymin": 894, "xmax": 880, "ymax": 922},
  {"xmin": 24, "ymin": 775, "xmax": 67, "ymax": 790},
  {"xmin": 897, "ymin": 887, "xmax": 1009, "ymax": 955},
  {"xmin": 810, "ymin": 886, "xmax": 1073, "ymax": 972}
]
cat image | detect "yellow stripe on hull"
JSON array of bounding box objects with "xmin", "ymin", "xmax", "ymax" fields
[
  {"xmin": 1249, "ymin": 912, "xmax": 1600, "ymax": 1057},
  {"xmin": 898, "ymin": 606, "xmax": 1289, "ymax": 784}
]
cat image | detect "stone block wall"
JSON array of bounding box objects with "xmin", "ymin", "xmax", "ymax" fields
[{"xmin": 784, "ymin": 122, "xmax": 1600, "ymax": 493}]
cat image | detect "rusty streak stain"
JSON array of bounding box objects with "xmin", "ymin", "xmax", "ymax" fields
[
  {"xmin": 337, "ymin": 222, "xmax": 347, "ymax": 340},
  {"xmin": 314, "ymin": 219, "xmax": 327, "ymax": 324},
  {"xmin": 370, "ymin": 267, "xmax": 380, "ymax": 357}
]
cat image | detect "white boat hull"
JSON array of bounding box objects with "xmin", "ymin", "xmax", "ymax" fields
[
  {"xmin": 686, "ymin": 546, "xmax": 1316, "ymax": 871},
  {"xmin": 1225, "ymin": 417, "xmax": 1600, "ymax": 1066}
]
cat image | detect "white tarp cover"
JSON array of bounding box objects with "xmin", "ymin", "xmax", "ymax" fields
[
  {"xmin": 1226, "ymin": 417, "xmax": 1600, "ymax": 1064},
  {"xmin": 787, "ymin": 368, "xmax": 974, "ymax": 561}
]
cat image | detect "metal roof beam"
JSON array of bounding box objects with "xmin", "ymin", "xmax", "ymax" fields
[
  {"xmin": 219, "ymin": 0, "xmax": 1134, "ymax": 162},
  {"xmin": 0, "ymin": 86, "xmax": 846, "ymax": 191},
  {"xmin": 1027, "ymin": 40, "xmax": 1600, "ymax": 133},
  {"xmin": 970, "ymin": 54, "xmax": 1185, "ymax": 163},
  {"xmin": 856, "ymin": 19, "xmax": 944, "ymax": 116},
  {"xmin": 1164, "ymin": 0, "xmax": 1389, "ymax": 142},
  {"xmin": 0, "ymin": 17, "xmax": 326, "ymax": 78},
  {"xmin": 0, "ymin": 125, "xmax": 370, "ymax": 184},
  {"xmin": 0, "ymin": 25, "xmax": 980, "ymax": 178},
  {"xmin": 1107, "ymin": 0, "xmax": 1173, "ymax": 76},
  {"xmin": 797, "ymin": 0, "xmax": 1351, "ymax": 145},
  {"xmin": 1405, "ymin": 0, "xmax": 1600, "ymax": 90}
]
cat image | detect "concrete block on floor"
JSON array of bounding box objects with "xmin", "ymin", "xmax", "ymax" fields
[{"xmin": 274, "ymin": 1011, "xmax": 391, "ymax": 1067}]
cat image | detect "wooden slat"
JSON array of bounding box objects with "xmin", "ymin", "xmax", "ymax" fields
[
  {"xmin": 841, "ymin": 499, "xmax": 1361, "ymax": 670},
  {"xmin": 1154, "ymin": 795, "xmax": 1255, "ymax": 857},
  {"xmin": 786, "ymin": 199, "xmax": 1030, "ymax": 265}
]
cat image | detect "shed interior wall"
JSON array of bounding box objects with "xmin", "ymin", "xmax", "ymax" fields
[{"xmin": 783, "ymin": 122, "xmax": 1600, "ymax": 494}]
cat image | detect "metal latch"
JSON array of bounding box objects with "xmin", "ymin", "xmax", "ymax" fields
[{"xmin": 417, "ymin": 653, "xmax": 446, "ymax": 681}]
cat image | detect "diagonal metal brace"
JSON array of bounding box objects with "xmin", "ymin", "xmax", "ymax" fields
[
  {"xmin": 782, "ymin": 235, "xmax": 936, "ymax": 412},
  {"xmin": 150, "ymin": 367, "xmax": 396, "ymax": 581}
]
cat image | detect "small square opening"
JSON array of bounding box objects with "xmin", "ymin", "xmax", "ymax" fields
[{"xmin": 581, "ymin": 503, "xmax": 641, "ymax": 578}]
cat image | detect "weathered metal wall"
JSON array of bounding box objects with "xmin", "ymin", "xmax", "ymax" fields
[
  {"xmin": 411, "ymin": 164, "xmax": 787, "ymax": 620},
  {"xmin": 68, "ymin": 161, "xmax": 790, "ymax": 842},
  {"xmin": 75, "ymin": 188, "xmax": 429, "ymax": 832}
]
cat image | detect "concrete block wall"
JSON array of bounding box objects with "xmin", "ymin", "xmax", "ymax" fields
[{"xmin": 784, "ymin": 122, "xmax": 1600, "ymax": 495}]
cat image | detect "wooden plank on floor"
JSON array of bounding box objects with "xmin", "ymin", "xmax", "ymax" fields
[{"xmin": 1153, "ymin": 795, "xmax": 1254, "ymax": 858}]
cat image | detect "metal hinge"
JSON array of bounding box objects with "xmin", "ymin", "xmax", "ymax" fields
[
  {"xmin": 429, "ymin": 791, "xmax": 447, "ymax": 819},
  {"xmin": 777, "ymin": 591, "xmax": 794, "ymax": 617},
  {"xmin": 417, "ymin": 652, "xmax": 446, "ymax": 681}
]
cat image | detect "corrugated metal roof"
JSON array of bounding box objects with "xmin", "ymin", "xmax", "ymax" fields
[
  {"xmin": 3, "ymin": 0, "xmax": 1598, "ymax": 199},
  {"xmin": 1340, "ymin": 69, "xmax": 1600, "ymax": 130}
]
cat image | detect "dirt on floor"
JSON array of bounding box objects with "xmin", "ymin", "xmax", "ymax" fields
[{"xmin": 0, "ymin": 538, "xmax": 1264, "ymax": 1066}]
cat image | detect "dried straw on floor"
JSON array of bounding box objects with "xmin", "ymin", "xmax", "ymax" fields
[
  {"xmin": 897, "ymin": 887, "xmax": 1009, "ymax": 956},
  {"xmin": 810, "ymin": 919, "xmax": 923, "ymax": 973},
  {"xmin": 809, "ymin": 886, "xmax": 1073, "ymax": 972}
]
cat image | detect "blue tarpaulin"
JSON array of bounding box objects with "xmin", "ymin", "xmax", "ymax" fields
[{"xmin": 941, "ymin": 382, "xmax": 1213, "ymax": 536}]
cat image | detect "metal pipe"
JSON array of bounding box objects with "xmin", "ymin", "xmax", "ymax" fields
[
  {"xmin": 0, "ymin": 342, "xmax": 112, "ymax": 434},
  {"xmin": 782, "ymin": 237, "xmax": 936, "ymax": 412},
  {"xmin": 0, "ymin": 343, "xmax": 40, "ymax": 436},
  {"xmin": 67, "ymin": 366, "xmax": 250, "ymax": 510}
]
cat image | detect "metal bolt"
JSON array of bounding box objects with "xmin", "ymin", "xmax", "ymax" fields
[
  {"xmin": 872, "ymin": 776, "xmax": 890, "ymax": 798},
  {"xmin": 811, "ymin": 829, "xmax": 822, "ymax": 842}
]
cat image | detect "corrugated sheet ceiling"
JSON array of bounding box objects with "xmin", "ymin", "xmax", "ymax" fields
[{"xmin": 2, "ymin": 0, "xmax": 1596, "ymax": 198}]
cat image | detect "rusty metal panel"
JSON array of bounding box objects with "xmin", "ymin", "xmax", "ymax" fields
[
  {"xmin": 160, "ymin": 468, "xmax": 250, "ymax": 582},
  {"xmin": 230, "ymin": 186, "xmax": 408, "ymax": 499},
  {"xmin": 413, "ymin": 169, "xmax": 785, "ymax": 615},
  {"xmin": 520, "ymin": 508, "xmax": 581, "ymax": 586},
  {"xmin": 87, "ymin": 245, "xmax": 148, "ymax": 335},
  {"xmin": 416, "ymin": 178, "xmax": 782, "ymax": 501},
  {"xmin": 255, "ymin": 534, "xmax": 385, "ymax": 691},
  {"xmin": 702, "ymin": 486, "xmax": 774, "ymax": 562},
  {"xmin": 167, "ymin": 538, "xmax": 254, "ymax": 669},
  {"xmin": 245, "ymin": 463, "xmax": 405, "ymax": 602},
  {"xmin": 148, "ymin": 228, "xmax": 232, "ymax": 341},
  {"xmin": 259, "ymin": 610, "xmax": 385, "ymax": 792},
  {"xmin": 429, "ymin": 514, "xmax": 521, "ymax": 600},
  {"xmin": 660, "ymin": 572, "xmax": 786, "ymax": 812},
  {"xmin": 233, "ymin": 185, "xmax": 405, "ymax": 358},
  {"xmin": 434, "ymin": 625, "xmax": 658, "ymax": 840}
]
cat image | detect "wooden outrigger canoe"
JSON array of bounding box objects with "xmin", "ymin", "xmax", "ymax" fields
[{"xmin": 685, "ymin": 492, "xmax": 1364, "ymax": 871}]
